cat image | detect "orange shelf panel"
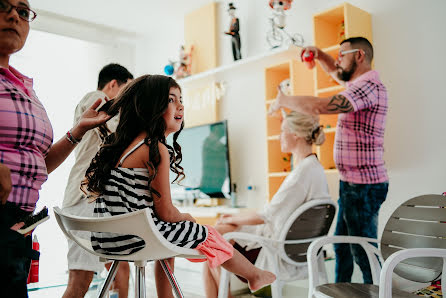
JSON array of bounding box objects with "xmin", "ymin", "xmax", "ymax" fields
[
  {"xmin": 268, "ymin": 175, "xmax": 287, "ymax": 201},
  {"xmin": 267, "ymin": 139, "xmax": 292, "ymax": 173},
  {"xmin": 317, "ymin": 131, "xmax": 336, "ymax": 170},
  {"xmin": 265, "ymin": 62, "xmax": 291, "ymax": 100}
]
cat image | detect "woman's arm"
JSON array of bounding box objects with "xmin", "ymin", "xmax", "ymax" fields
[
  {"xmin": 216, "ymin": 212, "xmax": 264, "ymax": 226},
  {"xmin": 45, "ymin": 99, "xmax": 110, "ymax": 174},
  {"xmin": 149, "ymin": 142, "xmax": 195, "ymax": 223}
]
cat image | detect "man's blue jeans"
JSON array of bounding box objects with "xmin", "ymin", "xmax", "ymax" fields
[{"xmin": 334, "ymin": 181, "xmax": 389, "ymax": 284}]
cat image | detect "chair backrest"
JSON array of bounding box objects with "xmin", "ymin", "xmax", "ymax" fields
[
  {"xmin": 380, "ymin": 194, "xmax": 446, "ymax": 282},
  {"xmin": 279, "ymin": 198, "xmax": 336, "ymax": 264},
  {"xmin": 53, "ymin": 207, "xmax": 203, "ymax": 262}
]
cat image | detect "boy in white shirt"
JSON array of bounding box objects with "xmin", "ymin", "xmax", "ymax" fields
[{"xmin": 62, "ymin": 64, "xmax": 133, "ymax": 298}]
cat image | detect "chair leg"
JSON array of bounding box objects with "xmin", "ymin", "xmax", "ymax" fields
[
  {"xmin": 160, "ymin": 259, "xmax": 184, "ymax": 298},
  {"xmin": 217, "ymin": 268, "xmax": 230, "ymax": 298},
  {"xmin": 98, "ymin": 261, "xmax": 120, "ymax": 298},
  {"xmin": 271, "ymin": 280, "xmax": 282, "ymax": 298},
  {"xmin": 135, "ymin": 265, "xmax": 147, "ymax": 298}
]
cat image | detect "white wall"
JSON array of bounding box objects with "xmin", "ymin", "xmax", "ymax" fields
[
  {"xmin": 167, "ymin": 0, "xmax": 446, "ymax": 235},
  {"xmin": 29, "ymin": 0, "xmax": 446, "ymax": 236}
]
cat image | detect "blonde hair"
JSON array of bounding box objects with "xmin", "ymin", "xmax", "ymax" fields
[{"xmin": 283, "ymin": 111, "xmax": 325, "ymax": 145}]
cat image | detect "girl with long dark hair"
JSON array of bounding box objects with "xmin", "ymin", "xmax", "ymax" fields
[{"xmin": 83, "ymin": 74, "xmax": 275, "ymax": 297}]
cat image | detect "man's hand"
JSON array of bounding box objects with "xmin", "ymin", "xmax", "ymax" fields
[
  {"xmin": 71, "ymin": 98, "xmax": 111, "ymax": 140},
  {"xmin": 0, "ymin": 163, "xmax": 12, "ymax": 205},
  {"xmin": 268, "ymin": 88, "xmax": 286, "ymax": 116},
  {"xmin": 300, "ymin": 46, "xmax": 319, "ymax": 61}
]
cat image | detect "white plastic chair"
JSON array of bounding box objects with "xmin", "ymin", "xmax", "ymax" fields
[
  {"xmin": 54, "ymin": 207, "xmax": 205, "ymax": 298},
  {"xmin": 218, "ymin": 198, "xmax": 337, "ymax": 298},
  {"xmin": 307, "ymin": 194, "xmax": 446, "ymax": 298}
]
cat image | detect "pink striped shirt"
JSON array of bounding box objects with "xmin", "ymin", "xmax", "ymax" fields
[
  {"xmin": 334, "ymin": 70, "xmax": 388, "ymax": 184},
  {"xmin": 0, "ymin": 66, "xmax": 53, "ymax": 211}
]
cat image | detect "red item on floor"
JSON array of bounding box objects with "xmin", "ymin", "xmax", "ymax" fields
[{"xmin": 27, "ymin": 235, "xmax": 39, "ymax": 284}]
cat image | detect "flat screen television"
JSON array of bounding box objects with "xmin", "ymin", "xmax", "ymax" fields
[{"xmin": 167, "ymin": 120, "xmax": 231, "ymax": 201}]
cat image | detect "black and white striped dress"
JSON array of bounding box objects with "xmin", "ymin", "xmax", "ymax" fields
[{"xmin": 91, "ymin": 140, "xmax": 208, "ymax": 256}]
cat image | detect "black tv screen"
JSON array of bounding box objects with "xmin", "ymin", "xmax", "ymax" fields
[{"xmin": 167, "ymin": 120, "xmax": 231, "ymax": 200}]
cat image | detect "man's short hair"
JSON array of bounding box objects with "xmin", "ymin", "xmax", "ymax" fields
[
  {"xmin": 341, "ymin": 37, "xmax": 374, "ymax": 64},
  {"xmin": 97, "ymin": 63, "xmax": 134, "ymax": 90}
]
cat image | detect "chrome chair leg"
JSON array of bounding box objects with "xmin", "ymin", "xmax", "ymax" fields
[
  {"xmin": 98, "ymin": 261, "xmax": 120, "ymax": 298},
  {"xmin": 135, "ymin": 265, "xmax": 146, "ymax": 298},
  {"xmin": 160, "ymin": 259, "xmax": 184, "ymax": 298}
]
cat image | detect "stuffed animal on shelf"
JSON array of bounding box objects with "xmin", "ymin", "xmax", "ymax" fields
[{"xmin": 164, "ymin": 45, "xmax": 194, "ymax": 79}]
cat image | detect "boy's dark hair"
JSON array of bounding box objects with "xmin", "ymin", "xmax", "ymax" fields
[
  {"xmin": 341, "ymin": 37, "xmax": 374, "ymax": 64},
  {"xmin": 97, "ymin": 63, "xmax": 134, "ymax": 90},
  {"xmin": 84, "ymin": 75, "xmax": 185, "ymax": 198}
]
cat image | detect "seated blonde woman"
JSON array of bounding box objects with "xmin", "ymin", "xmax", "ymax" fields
[{"xmin": 203, "ymin": 111, "xmax": 330, "ymax": 297}]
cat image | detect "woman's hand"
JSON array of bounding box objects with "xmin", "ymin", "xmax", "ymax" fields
[
  {"xmin": 216, "ymin": 214, "xmax": 235, "ymax": 225},
  {"xmin": 0, "ymin": 163, "xmax": 12, "ymax": 204},
  {"xmin": 71, "ymin": 98, "xmax": 111, "ymax": 140}
]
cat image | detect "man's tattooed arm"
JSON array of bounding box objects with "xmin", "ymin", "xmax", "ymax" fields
[{"xmin": 326, "ymin": 94, "xmax": 353, "ymax": 113}]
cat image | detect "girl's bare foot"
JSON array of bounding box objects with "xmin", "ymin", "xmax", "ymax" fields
[{"xmin": 248, "ymin": 269, "xmax": 276, "ymax": 292}]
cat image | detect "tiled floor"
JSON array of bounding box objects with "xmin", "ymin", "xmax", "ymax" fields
[{"xmin": 28, "ymin": 257, "xmax": 429, "ymax": 297}]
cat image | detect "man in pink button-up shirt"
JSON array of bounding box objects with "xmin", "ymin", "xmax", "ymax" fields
[{"xmin": 269, "ymin": 37, "xmax": 388, "ymax": 285}]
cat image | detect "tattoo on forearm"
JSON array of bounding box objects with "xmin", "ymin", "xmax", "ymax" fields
[{"xmin": 327, "ymin": 95, "xmax": 353, "ymax": 113}]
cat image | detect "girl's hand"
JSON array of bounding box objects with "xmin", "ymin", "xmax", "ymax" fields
[
  {"xmin": 71, "ymin": 98, "xmax": 111, "ymax": 140},
  {"xmin": 182, "ymin": 213, "xmax": 196, "ymax": 223}
]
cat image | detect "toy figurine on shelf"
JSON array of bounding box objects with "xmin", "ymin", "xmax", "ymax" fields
[
  {"xmin": 270, "ymin": 0, "xmax": 292, "ymax": 29},
  {"xmin": 224, "ymin": 2, "xmax": 242, "ymax": 61},
  {"xmin": 163, "ymin": 45, "xmax": 194, "ymax": 79},
  {"xmin": 266, "ymin": 0, "xmax": 304, "ymax": 49},
  {"xmin": 175, "ymin": 45, "xmax": 194, "ymax": 79}
]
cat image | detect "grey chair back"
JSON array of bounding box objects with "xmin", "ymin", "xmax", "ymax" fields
[
  {"xmin": 281, "ymin": 199, "xmax": 336, "ymax": 263},
  {"xmin": 381, "ymin": 194, "xmax": 446, "ymax": 282}
]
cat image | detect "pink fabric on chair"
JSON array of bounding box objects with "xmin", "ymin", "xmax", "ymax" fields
[{"xmin": 187, "ymin": 225, "xmax": 234, "ymax": 268}]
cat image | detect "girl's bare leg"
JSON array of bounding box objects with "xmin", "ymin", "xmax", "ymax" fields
[
  {"xmin": 203, "ymin": 265, "xmax": 234, "ymax": 298},
  {"xmin": 221, "ymin": 250, "xmax": 276, "ymax": 292},
  {"xmin": 155, "ymin": 258, "xmax": 175, "ymax": 298}
]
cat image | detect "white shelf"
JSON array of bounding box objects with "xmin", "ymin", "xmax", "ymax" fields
[
  {"xmin": 324, "ymin": 168, "xmax": 338, "ymax": 174},
  {"xmin": 322, "ymin": 44, "xmax": 340, "ymax": 53},
  {"xmin": 316, "ymin": 85, "xmax": 344, "ymax": 95},
  {"xmin": 268, "ymin": 172, "xmax": 290, "ymax": 177},
  {"xmin": 267, "ymin": 135, "xmax": 280, "ymax": 141},
  {"xmin": 177, "ymin": 45, "xmax": 302, "ymax": 87}
]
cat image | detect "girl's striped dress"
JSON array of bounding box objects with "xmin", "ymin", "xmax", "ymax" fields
[{"xmin": 91, "ymin": 140, "xmax": 208, "ymax": 256}]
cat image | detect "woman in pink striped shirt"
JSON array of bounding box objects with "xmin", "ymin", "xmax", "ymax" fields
[{"xmin": 0, "ymin": 1, "xmax": 111, "ymax": 295}]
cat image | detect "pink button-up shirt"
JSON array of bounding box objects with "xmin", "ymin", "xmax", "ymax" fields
[
  {"xmin": 0, "ymin": 66, "xmax": 53, "ymax": 211},
  {"xmin": 334, "ymin": 70, "xmax": 388, "ymax": 184}
]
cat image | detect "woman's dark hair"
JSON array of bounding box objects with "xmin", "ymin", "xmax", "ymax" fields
[{"xmin": 83, "ymin": 74, "xmax": 185, "ymax": 198}]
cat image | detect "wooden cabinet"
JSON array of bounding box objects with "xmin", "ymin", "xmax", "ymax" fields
[
  {"xmin": 312, "ymin": 2, "xmax": 373, "ymax": 199},
  {"xmin": 264, "ymin": 3, "xmax": 372, "ymax": 201},
  {"xmin": 264, "ymin": 59, "xmax": 313, "ymax": 200}
]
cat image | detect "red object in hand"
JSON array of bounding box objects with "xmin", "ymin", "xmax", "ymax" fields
[
  {"xmin": 27, "ymin": 235, "xmax": 39, "ymax": 284},
  {"xmin": 301, "ymin": 50, "xmax": 316, "ymax": 69}
]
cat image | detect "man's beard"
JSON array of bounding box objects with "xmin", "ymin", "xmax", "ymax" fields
[{"xmin": 336, "ymin": 60, "xmax": 357, "ymax": 82}]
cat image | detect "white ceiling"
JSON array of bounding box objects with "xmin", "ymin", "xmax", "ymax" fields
[{"xmin": 31, "ymin": 0, "xmax": 215, "ymax": 36}]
